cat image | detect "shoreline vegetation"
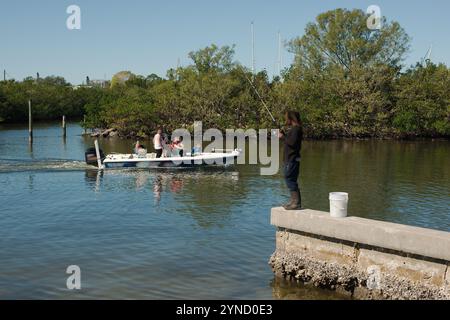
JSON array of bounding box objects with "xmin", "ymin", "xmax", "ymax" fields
[{"xmin": 1, "ymin": 9, "xmax": 449, "ymax": 140}]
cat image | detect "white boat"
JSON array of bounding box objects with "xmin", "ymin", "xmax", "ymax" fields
[{"xmin": 85, "ymin": 142, "xmax": 241, "ymax": 169}]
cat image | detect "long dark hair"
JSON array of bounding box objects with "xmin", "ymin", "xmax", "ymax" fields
[{"xmin": 286, "ymin": 111, "xmax": 301, "ymax": 126}]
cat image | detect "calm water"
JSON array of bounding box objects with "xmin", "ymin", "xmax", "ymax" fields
[{"xmin": 0, "ymin": 123, "xmax": 449, "ymax": 299}]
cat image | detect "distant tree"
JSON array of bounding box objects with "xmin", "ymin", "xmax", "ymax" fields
[
  {"xmin": 126, "ymin": 75, "xmax": 147, "ymax": 88},
  {"xmin": 188, "ymin": 44, "xmax": 236, "ymax": 73},
  {"xmin": 393, "ymin": 63, "xmax": 450, "ymax": 137},
  {"xmin": 145, "ymin": 74, "xmax": 163, "ymax": 87},
  {"xmin": 111, "ymin": 71, "xmax": 134, "ymax": 88},
  {"xmin": 288, "ymin": 8, "xmax": 410, "ymax": 72},
  {"xmin": 41, "ymin": 76, "xmax": 71, "ymax": 86},
  {"xmin": 282, "ymin": 9, "xmax": 410, "ymax": 137}
]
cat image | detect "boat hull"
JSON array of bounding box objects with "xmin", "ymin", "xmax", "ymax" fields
[
  {"xmin": 102, "ymin": 151, "xmax": 240, "ymax": 169},
  {"xmin": 104, "ymin": 158, "xmax": 228, "ymax": 169}
]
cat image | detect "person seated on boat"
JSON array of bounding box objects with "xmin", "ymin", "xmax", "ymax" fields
[
  {"xmin": 134, "ymin": 140, "xmax": 141, "ymax": 154},
  {"xmin": 153, "ymin": 129, "xmax": 163, "ymax": 158},
  {"xmin": 134, "ymin": 141, "xmax": 147, "ymax": 158},
  {"xmin": 191, "ymin": 144, "xmax": 201, "ymax": 155},
  {"xmin": 170, "ymin": 137, "xmax": 184, "ymax": 157}
]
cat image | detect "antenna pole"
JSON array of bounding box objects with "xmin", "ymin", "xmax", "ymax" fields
[
  {"xmin": 280, "ymin": 37, "xmax": 283, "ymax": 74},
  {"xmin": 251, "ymin": 22, "xmax": 255, "ymax": 78},
  {"xmin": 278, "ymin": 31, "xmax": 282, "ymax": 76}
]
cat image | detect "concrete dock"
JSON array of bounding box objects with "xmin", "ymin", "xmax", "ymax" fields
[{"xmin": 269, "ymin": 208, "xmax": 450, "ymax": 300}]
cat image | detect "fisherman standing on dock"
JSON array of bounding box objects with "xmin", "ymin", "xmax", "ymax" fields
[{"xmin": 279, "ymin": 111, "xmax": 303, "ymax": 210}]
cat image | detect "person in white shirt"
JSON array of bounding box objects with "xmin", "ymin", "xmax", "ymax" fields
[{"xmin": 153, "ymin": 129, "xmax": 163, "ymax": 158}]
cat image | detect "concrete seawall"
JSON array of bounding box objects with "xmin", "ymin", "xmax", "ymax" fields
[{"xmin": 269, "ymin": 208, "xmax": 450, "ymax": 300}]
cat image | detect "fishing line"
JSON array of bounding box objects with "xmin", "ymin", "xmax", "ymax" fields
[{"xmin": 236, "ymin": 65, "xmax": 277, "ymax": 124}]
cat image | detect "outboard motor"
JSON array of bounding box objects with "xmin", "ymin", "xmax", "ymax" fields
[{"xmin": 85, "ymin": 147, "xmax": 105, "ymax": 166}]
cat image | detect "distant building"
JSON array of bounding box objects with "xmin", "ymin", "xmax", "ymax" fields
[
  {"xmin": 88, "ymin": 79, "xmax": 109, "ymax": 88},
  {"xmin": 73, "ymin": 78, "xmax": 110, "ymax": 90}
]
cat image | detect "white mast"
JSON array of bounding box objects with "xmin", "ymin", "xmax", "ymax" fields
[
  {"xmin": 277, "ymin": 31, "xmax": 282, "ymax": 76},
  {"xmin": 251, "ymin": 21, "xmax": 255, "ymax": 78}
]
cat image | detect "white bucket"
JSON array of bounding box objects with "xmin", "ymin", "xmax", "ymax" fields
[{"xmin": 329, "ymin": 192, "xmax": 349, "ymax": 218}]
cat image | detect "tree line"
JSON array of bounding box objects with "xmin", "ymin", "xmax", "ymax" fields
[{"xmin": 0, "ymin": 9, "xmax": 448, "ymax": 139}]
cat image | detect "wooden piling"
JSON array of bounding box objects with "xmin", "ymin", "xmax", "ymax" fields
[
  {"xmin": 28, "ymin": 100, "xmax": 33, "ymax": 143},
  {"xmin": 83, "ymin": 115, "xmax": 87, "ymax": 135},
  {"xmin": 62, "ymin": 115, "xmax": 66, "ymax": 138}
]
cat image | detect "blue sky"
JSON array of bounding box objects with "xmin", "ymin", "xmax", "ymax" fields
[{"xmin": 1, "ymin": 0, "xmax": 449, "ymax": 84}]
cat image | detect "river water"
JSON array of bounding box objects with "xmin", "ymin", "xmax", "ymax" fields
[{"xmin": 0, "ymin": 123, "xmax": 449, "ymax": 299}]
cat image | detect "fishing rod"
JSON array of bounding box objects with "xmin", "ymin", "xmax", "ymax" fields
[
  {"xmin": 234, "ymin": 65, "xmax": 289, "ymax": 137},
  {"xmin": 234, "ymin": 65, "xmax": 278, "ymax": 125},
  {"xmin": 239, "ymin": 67, "xmax": 277, "ymax": 124}
]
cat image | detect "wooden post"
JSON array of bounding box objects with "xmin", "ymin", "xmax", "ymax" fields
[
  {"xmin": 83, "ymin": 115, "xmax": 87, "ymax": 135},
  {"xmin": 28, "ymin": 100, "xmax": 33, "ymax": 144},
  {"xmin": 62, "ymin": 115, "xmax": 66, "ymax": 139}
]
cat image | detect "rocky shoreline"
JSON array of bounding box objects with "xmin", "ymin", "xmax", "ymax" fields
[
  {"xmin": 269, "ymin": 251, "xmax": 450, "ymax": 300},
  {"xmin": 88, "ymin": 128, "xmax": 119, "ymax": 138}
]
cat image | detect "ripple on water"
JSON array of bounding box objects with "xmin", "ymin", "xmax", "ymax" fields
[{"xmin": 1, "ymin": 126, "xmax": 449, "ymax": 299}]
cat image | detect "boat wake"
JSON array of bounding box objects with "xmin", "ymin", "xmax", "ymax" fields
[{"xmin": 0, "ymin": 158, "xmax": 93, "ymax": 173}]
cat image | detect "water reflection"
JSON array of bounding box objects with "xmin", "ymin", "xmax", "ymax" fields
[
  {"xmin": 270, "ymin": 277, "xmax": 351, "ymax": 300},
  {"xmin": 153, "ymin": 175, "xmax": 162, "ymax": 203},
  {"xmin": 84, "ymin": 169, "xmax": 103, "ymax": 192},
  {"xmin": 28, "ymin": 141, "xmax": 33, "ymax": 157},
  {"xmin": 83, "ymin": 168, "xmax": 243, "ymax": 228},
  {"xmin": 27, "ymin": 173, "xmax": 34, "ymax": 191}
]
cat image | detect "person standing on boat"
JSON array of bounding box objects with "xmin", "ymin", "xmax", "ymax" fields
[
  {"xmin": 279, "ymin": 111, "xmax": 303, "ymax": 210},
  {"xmin": 153, "ymin": 129, "xmax": 163, "ymax": 158},
  {"xmin": 162, "ymin": 134, "xmax": 171, "ymax": 158}
]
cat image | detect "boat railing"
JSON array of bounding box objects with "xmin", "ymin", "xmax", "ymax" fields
[{"xmin": 211, "ymin": 148, "xmax": 235, "ymax": 153}]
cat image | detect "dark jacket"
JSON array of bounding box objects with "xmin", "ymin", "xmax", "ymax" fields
[{"xmin": 284, "ymin": 125, "xmax": 303, "ymax": 163}]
